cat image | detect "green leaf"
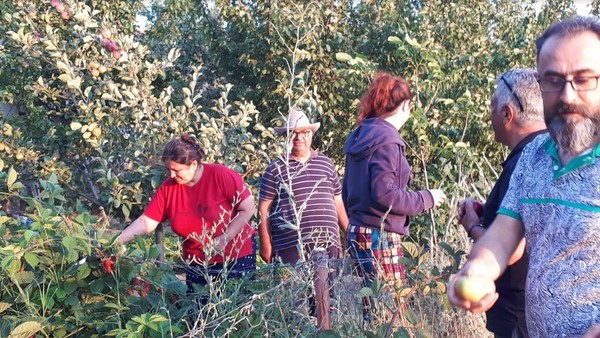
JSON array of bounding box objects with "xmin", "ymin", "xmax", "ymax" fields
[
  {"xmin": 64, "ymin": 296, "xmax": 79, "ymax": 307},
  {"xmin": 439, "ymin": 241, "xmax": 456, "ymax": 256},
  {"xmin": 146, "ymin": 321, "xmax": 160, "ymax": 332},
  {"xmin": 398, "ymin": 257, "xmax": 415, "ymax": 266},
  {"xmin": 23, "ymin": 252, "xmax": 40, "ymax": 268},
  {"xmin": 15, "ymin": 271, "xmax": 34, "ymax": 285},
  {"xmin": 8, "ymin": 182, "xmax": 25, "ymax": 190},
  {"xmin": 360, "ymin": 331, "xmax": 379, "ymax": 338},
  {"xmin": 55, "ymin": 288, "xmax": 67, "ymax": 299},
  {"xmin": 335, "ymin": 52, "xmax": 352, "ymax": 62},
  {"xmin": 148, "ymin": 245, "xmax": 160, "ymax": 260},
  {"xmin": 62, "ymin": 236, "xmax": 77, "ymax": 251},
  {"xmin": 53, "ymin": 327, "xmax": 67, "ymax": 338},
  {"xmin": 70, "ymin": 122, "xmax": 82, "ymax": 131},
  {"xmin": 6, "ymin": 166, "xmax": 17, "ymax": 189},
  {"xmin": 104, "ymin": 302, "xmax": 127, "ymax": 310},
  {"xmin": 48, "ymin": 172, "xmax": 59, "ymax": 184},
  {"xmin": 121, "ymin": 204, "xmax": 130, "ymax": 219},
  {"xmin": 387, "ymin": 36, "xmax": 402, "ymax": 44},
  {"xmin": 317, "ymin": 330, "xmax": 342, "ymax": 338},
  {"xmin": 149, "ymin": 314, "xmax": 168, "ymax": 322},
  {"xmin": 356, "ymin": 286, "xmax": 374, "ymax": 298},
  {"xmin": 2, "ymin": 256, "xmax": 20, "ymax": 275},
  {"xmin": 76, "ymin": 263, "xmax": 91, "ymax": 280},
  {"xmin": 435, "ymin": 281, "xmax": 447, "ymax": 293},
  {"xmin": 63, "ymin": 279, "xmax": 79, "ymax": 295},
  {"xmin": 42, "ymin": 294, "xmax": 55, "ymax": 309},
  {"xmin": 89, "ymin": 279, "xmax": 105, "ymax": 294},
  {"xmin": 393, "ymin": 327, "xmax": 411, "ymax": 338},
  {"xmin": 404, "ymin": 307, "xmax": 419, "ymax": 325},
  {"xmin": 415, "ymin": 329, "xmax": 433, "ymax": 338},
  {"xmin": 402, "ymin": 242, "xmax": 419, "ymax": 258},
  {"xmin": 23, "ymin": 230, "xmax": 38, "ymax": 244},
  {"xmin": 404, "ymin": 34, "xmax": 421, "ymax": 48}
]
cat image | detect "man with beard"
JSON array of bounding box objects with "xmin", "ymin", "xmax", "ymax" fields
[{"xmin": 448, "ymin": 17, "xmax": 600, "ymax": 338}]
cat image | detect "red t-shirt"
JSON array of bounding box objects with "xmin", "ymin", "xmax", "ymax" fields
[{"xmin": 144, "ymin": 163, "xmax": 254, "ymax": 264}]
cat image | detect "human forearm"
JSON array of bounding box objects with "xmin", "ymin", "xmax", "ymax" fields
[
  {"xmin": 224, "ymin": 196, "xmax": 255, "ymax": 240},
  {"xmin": 257, "ymin": 199, "xmax": 273, "ymax": 262},
  {"xmin": 334, "ymin": 195, "xmax": 349, "ymax": 233},
  {"xmin": 507, "ymin": 238, "xmax": 526, "ymax": 265},
  {"xmin": 464, "ymin": 214, "xmax": 524, "ymax": 279},
  {"xmin": 118, "ymin": 214, "xmax": 159, "ymax": 244}
]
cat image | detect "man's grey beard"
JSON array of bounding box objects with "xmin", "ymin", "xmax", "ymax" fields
[{"xmin": 548, "ymin": 116, "xmax": 600, "ymax": 154}]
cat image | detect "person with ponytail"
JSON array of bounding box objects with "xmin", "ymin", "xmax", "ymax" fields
[
  {"xmin": 343, "ymin": 72, "xmax": 446, "ymax": 286},
  {"xmin": 119, "ymin": 134, "xmax": 255, "ymax": 291}
]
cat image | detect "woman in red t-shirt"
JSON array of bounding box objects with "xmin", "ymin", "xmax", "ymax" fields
[{"xmin": 119, "ymin": 134, "xmax": 256, "ymax": 290}]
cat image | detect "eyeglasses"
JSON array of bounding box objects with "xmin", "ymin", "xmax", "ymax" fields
[
  {"xmin": 537, "ymin": 75, "xmax": 600, "ymax": 93},
  {"xmin": 293, "ymin": 130, "xmax": 312, "ymax": 138},
  {"xmin": 500, "ymin": 75, "xmax": 524, "ymax": 112}
]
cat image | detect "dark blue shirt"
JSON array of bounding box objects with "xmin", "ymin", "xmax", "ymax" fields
[{"xmin": 483, "ymin": 130, "xmax": 546, "ymax": 335}]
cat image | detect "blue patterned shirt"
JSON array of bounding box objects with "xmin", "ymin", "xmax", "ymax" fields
[{"xmin": 499, "ymin": 134, "xmax": 600, "ymax": 338}]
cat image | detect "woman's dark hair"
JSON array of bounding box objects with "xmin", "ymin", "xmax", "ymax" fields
[
  {"xmin": 161, "ymin": 134, "xmax": 205, "ymax": 165},
  {"xmin": 357, "ymin": 71, "xmax": 412, "ymax": 125}
]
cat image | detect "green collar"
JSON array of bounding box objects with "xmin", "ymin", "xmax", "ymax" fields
[{"xmin": 543, "ymin": 138, "xmax": 600, "ymax": 180}]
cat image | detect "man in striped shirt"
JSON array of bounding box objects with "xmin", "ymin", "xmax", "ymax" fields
[{"xmin": 258, "ymin": 109, "xmax": 349, "ymax": 265}]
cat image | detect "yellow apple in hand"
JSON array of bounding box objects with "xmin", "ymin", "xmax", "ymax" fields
[{"xmin": 454, "ymin": 275, "xmax": 494, "ymax": 302}]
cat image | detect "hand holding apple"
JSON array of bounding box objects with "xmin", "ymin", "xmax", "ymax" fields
[
  {"xmin": 448, "ymin": 263, "xmax": 499, "ymax": 314},
  {"xmin": 458, "ymin": 198, "xmax": 485, "ymax": 230},
  {"xmin": 472, "ymin": 201, "xmax": 484, "ymax": 217}
]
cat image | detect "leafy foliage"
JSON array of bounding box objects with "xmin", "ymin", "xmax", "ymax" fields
[{"xmin": 1, "ymin": 0, "xmax": 596, "ymax": 336}]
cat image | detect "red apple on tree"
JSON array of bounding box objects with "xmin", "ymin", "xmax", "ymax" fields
[
  {"xmin": 55, "ymin": 3, "xmax": 65, "ymax": 13},
  {"xmin": 111, "ymin": 50, "xmax": 122, "ymax": 60},
  {"xmin": 107, "ymin": 41, "xmax": 119, "ymax": 52}
]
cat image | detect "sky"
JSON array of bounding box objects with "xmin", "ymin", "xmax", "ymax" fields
[
  {"xmin": 574, "ymin": 0, "xmax": 592, "ymax": 14},
  {"xmin": 135, "ymin": 1, "xmax": 594, "ymax": 32}
]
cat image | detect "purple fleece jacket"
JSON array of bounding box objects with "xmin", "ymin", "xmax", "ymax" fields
[{"xmin": 342, "ymin": 118, "xmax": 434, "ymax": 235}]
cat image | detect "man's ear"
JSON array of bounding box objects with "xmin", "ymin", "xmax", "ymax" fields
[{"xmin": 503, "ymin": 103, "xmax": 516, "ymax": 125}]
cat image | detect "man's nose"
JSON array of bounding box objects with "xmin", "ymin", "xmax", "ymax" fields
[{"xmin": 559, "ymin": 80, "xmax": 579, "ymax": 104}]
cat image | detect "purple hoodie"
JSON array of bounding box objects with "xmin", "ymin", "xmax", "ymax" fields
[{"xmin": 342, "ymin": 118, "xmax": 434, "ymax": 235}]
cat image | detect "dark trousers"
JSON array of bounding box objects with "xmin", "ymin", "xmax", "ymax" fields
[
  {"xmin": 494, "ymin": 324, "xmax": 528, "ymax": 338},
  {"xmin": 185, "ymin": 253, "xmax": 256, "ymax": 308},
  {"xmin": 185, "ymin": 254, "xmax": 256, "ymax": 290},
  {"xmin": 273, "ymin": 245, "xmax": 339, "ymax": 265}
]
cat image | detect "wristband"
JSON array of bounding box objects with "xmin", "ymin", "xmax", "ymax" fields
[{"xmin": 467, "ymin": 224, "xmax": 482, "ymax": 238}]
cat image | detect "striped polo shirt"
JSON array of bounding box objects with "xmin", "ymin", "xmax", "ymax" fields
[
  {"xmin": 499, "ymin": 134, "xmax": 600, "ymax": 337},
  {"xmin": 259, "ymin": 151, "xmax": 342, "ymax": 252}
]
